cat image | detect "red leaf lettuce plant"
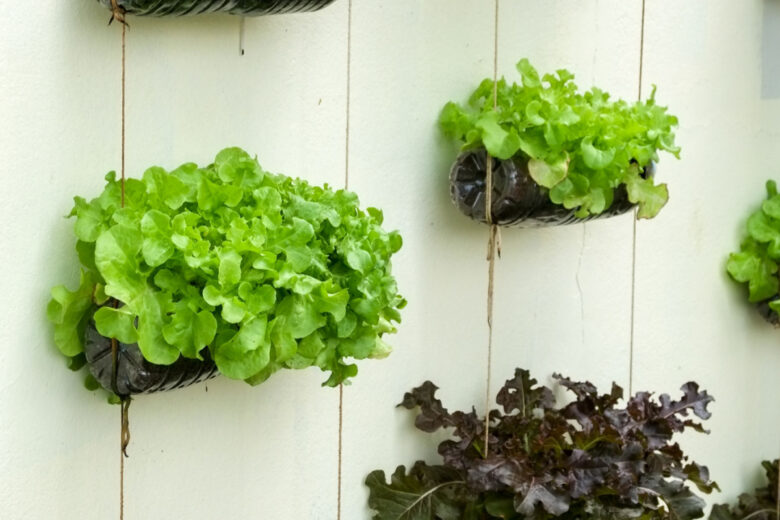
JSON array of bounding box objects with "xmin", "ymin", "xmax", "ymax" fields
[
  {"xmin": 710, "ymin": 460, "xmax": 779, "ymax": 520},
  {"xmin": 366, "ymin": 369, "xmax": 718, "ymax": 519}
]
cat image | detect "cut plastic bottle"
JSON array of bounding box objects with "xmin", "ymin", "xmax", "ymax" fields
[
  {"xmin": 84, "ymin": 315, "xmax": 219, "ymax": 396},
  {"xmin": 449, "ymin": 149, "xmax": 654, "ymax": 227},
  {"xmin": 99, "ymin": 0, "xmax": 336, "ymax": 16}
]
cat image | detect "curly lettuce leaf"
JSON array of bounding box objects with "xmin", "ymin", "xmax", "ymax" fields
[
  {"xmin": 47, "ymin": 270, "xmax": 96, "ymax": 358},
  {"xmin": 727, "ymin": 180, "xmax": 780, "ymax": 308}
]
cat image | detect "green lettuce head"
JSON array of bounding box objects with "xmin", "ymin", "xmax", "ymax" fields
[{"xmin": 47, "ymin": 147, "xmax": 405, "ymax": 388}]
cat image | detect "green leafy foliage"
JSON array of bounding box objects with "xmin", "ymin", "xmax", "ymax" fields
[
  {"xmin": 727, "ymin": 181, "xmax": 780, "ymax": 313},
  {"xmin": 440, "ymin": 58, "xmax": 680, "ymax": 219},
  {"xmin": 367, "ymin": 368, "xmax": 717, "ymax": 520},
  {"xmin": 48, "ymin": 147, "xmax": 405, "ymax": 388},
  {"xmin": 710, "ymin": 460, "xmax": 778, "ymax": 520}
]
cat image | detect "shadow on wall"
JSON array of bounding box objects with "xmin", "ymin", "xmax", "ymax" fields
[{"xmin": 763, "ymin": 0, "xmax": 780, "ymax": 98}]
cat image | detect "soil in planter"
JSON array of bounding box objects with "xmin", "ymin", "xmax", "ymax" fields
[
  {"xmin": 84, "ymin": 317, "xmax": 219, "ymax": 396},
  {"xmin": 100, "ymin": 0, "xmax": 336, "ymax": 16},
  {"xmin": 450, "ymin": 149, "xmax": 655, "ymax": 227}
]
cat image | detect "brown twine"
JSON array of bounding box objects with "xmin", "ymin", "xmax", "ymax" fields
[
  {"xmin": 628, "ymin": 0, "xmax": 646, "ymax": 398},
  {"xmin": 109, "ymin": 3, "xmax": 130, "ymax": 519},
  {"xmin": 337, "ymin": 1, "xmax": 353, "ymax": 518},
  {"xmin": 337, "ymin": 384, "xmax": 344, "ymax": 519},
  {"xmin": 483, "ymin": 0, "xmax": 500, "ymax": 459}
]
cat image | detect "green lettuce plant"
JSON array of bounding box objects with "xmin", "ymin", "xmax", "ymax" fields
[
  {"xmin": 47, "ymin": 147, "xmax": 405, "ymax": 389},
  {"xmin": 727, "ymin": 181, "xmax": 780, "ymax": 319},
  {"xmin": 440, "ymin": 58, "xmax": 680, "ymax": 219}
]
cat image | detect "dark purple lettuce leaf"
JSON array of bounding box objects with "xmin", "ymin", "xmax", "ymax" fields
[
  {"xmin": 710, "ymin": 460, "xmax": 778, "ymax": 520},
  {"xmin": 367, "ymin": 368, "xmax": 718, "ymax": 520}
]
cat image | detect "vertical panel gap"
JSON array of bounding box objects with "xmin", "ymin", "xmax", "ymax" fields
[{"xmin": 629, "ymin": 0, "xmax": 646, "ymax": 396}]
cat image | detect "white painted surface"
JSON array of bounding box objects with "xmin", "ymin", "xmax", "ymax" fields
[{"xmin": 0, "ymin": 0, "xmax": 777, "ymax": 518}]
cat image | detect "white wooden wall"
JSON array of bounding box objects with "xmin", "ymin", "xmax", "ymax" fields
[{"xmin": 0, "ymin": 1, "xmax": 778, "ymax": 518}]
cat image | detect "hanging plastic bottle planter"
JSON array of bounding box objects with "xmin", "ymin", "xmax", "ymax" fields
[
  {"xmin": 727, "ymin": 180, "xmax": 780, "ymax": 328},
  {"xmin": 98, "ymin": 0, "xmax": 336, "ymax": 17},
  {"xmin": 83, "ymin": 309, "xmax": 220, "ymax": 394},
  {"xmin": 47, "ymin": 148, "xmax": 405, "ymax": 398},
  {"xmin": 440, "ymin": 58, "xmax": 681, "ymax": 227},
  {"xmin": 450, "ymin": 149, "xmax": 658, "ymax": 227}
]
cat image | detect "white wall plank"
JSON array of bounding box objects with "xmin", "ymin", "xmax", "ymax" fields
[
  {"xmin": 342, "ymin": 1, "xmax": 495, "ymax": 517},
  {"xmin": 635, "ymin": 0, "xmax": 780, "ymax": 506}
]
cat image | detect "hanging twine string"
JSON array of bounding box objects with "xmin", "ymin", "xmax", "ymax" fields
[
  {"xmin": 109, "ymin": 2, "xmax": 131, "ymax": 519},
  {"xmin": 628, "ymin": 0, "xmax": 646, "ymax": 398},
  {"xmin": 337, "ymin": 1, "xmax": 353, "ymax": 518},
  {"xmin": 337, "ymin": 384, "xmax": 344, "ymax": 519},
  {"xmin": 483, "ymin": 0, "xmax": 500, "ymax": 459}
]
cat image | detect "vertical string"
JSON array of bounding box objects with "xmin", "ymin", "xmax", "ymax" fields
[
  {"xmin": 121, "ymin": 21, "xmax": 126, "ymax": 207},
  {"xmin": 110, "ymin": 4, "xmax": 130, "ymax": 518},
  {"xmin": 337, "ymin": 384, "xmax": 344, "ymax": 519},
  {"xmin": 337, "ymin": 1, "xmax": 353, "ymax": 518},
  {"xmin": 483, "ymin": 0, "xmax": 500, "ymax": 458},
  {"xmin": 119, "ymin": 18, "xmax": 130, "ymax": 520},
  {"xmin": 628, "ymin": 0, "xmax": 646, "ymax": 397},
  {"xmin": 344, "ymin": 0, "xmax": 352, "ymax": 192},
  {"xmin": 119, "ymin": 20, "xmax": 130, "ymax": 520}
]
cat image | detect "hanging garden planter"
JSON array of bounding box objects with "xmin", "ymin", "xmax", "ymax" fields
[
  {"xmin": 98, "ymin": 0, "xmax": 336, "ymax": 17},
  {"xmin": 727, "ymin": 180, "xmax": 780, "ymax": 327},
  {"xmin": 47, "ymin": 147, "xmax": 405, "ymax": 398},
  {"xmin": 440, "ymin": 58, "xmax": 681, "ymax": 227},
  {"xmin": 366, "ymin": 367, "xmax": 719, "ymax": 520},
  {"xmin": 710, "ymin": 460, "xmax": 778, "ymax": 520}
]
